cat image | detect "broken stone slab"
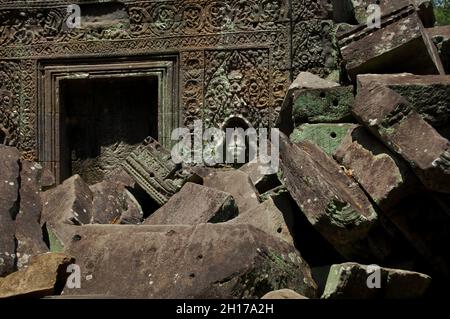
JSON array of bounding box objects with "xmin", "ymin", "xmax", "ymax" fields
[
  {"xmin": 39, "ymin": 167, "xmax": 56, "ymax": 192},
  {"xmin": 338, "ymin": 7, "xmax": 444, "ymax": 80},
  {"xmin": 351, "ymin": 0, "xmax": 435, "ymax": 28},
  {"xmin": 428, "ymin": 26, "xmax": 450, "ymax": 74},
  {"xmin": 41, "ymin": 174, "xmax": 94, "ymax": 246},
  {"xmin": 144, "ymin": 183, "xmax": 238, "ymax": 226},
  {"xmin": 333, "ymin": 125, "xmax": 421, "ymax": 210},
  {"xmin": 322, "ymin": 262, "xmax": 431, "ymax": 299},
  {"xmin": 0, "ymin": 145, "xmax": 20, "ymax": 277},
  {"xmin": 0, "ymin": 253, "xmax": 74, "ymax": 299},
  {"xmin": 239, "ymin": 159, "xmax": 282, "ymax": 194},
  {"xmin": 354, "ymin": 83, "xmax": 450, "ymax": 193},
  {"xmin": 277, "ymin": 72, "xmax": 340, "ymax": 135},
  {"xmin": 63, "ymin": 224, "xmax": 318, "ymax": 299},
  {"xmin": 291, "ymin": 86, "xmax": 355, "ymax": 125},
  {"xmin": 385, "ymin": 193, "xmax": 450, "ymax": 279},
  {"xmin": 90, "ymin": 179, "xmax": 143, "ymax": 225},
  {"xmin": 279, "ymin": 134, "xmax": 379, "ymax": 260},
  {"xmin": 357, "ymin": 74, "xmax": 450, "ymax": 132},
  {"xmin": 290, "ymin": 123, "xmax": 357, "ymax": 156},
  {"xmin": 203, "ymin": 169, "xmax": 260, "ymax": 214},
  {"xmin": 117, "ymin": 189, "xmax": 145, "ymax": 225},
  {"xmin": 15, "ymin": 161, "xmax": 49, "ymax": 269},
  {"xmin": 228, "ymin": 197, "xmax": 295, "ymax": 246},
  {"xmin": 261, "ymin": 289, "xmax": 308, "ymax": 299},
  {"xmin": 122, "ymin": 136, "xmax": 202, "ymax": 207}
]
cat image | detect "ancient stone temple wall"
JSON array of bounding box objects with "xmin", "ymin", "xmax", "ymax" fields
[{"xmin": 0, "ymin": 0, "xmax": 338, "ymax": 179}]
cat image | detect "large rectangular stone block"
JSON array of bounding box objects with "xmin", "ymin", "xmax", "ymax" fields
[{"xmin": 339, "ymin": 8, "xmax": 444, "ymax": 80}]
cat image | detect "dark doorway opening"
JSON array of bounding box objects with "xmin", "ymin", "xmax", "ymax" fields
[{"xmin": 59, "ymin": 76, "xmax": 159, "ymax": 184}]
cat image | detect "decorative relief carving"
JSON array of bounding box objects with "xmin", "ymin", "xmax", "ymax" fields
[
  {"xmin": 0, "ymin": 60, "xmax": 36, "ymax": 154},
  {"xmin": 292, "ymin": 19, "xmax": 338, "ymax": 77},
  {"xmin": 204, "ymin": 49, "xmax": 271, "ymax": 128},
  {"xmin": 0, "ymin": 0, "xmax": 337, "ymax": 156},
  {"xmin": 291, "ymin": 0, "xmax": 332, "ymax": 22},
  {"xmin": 181, "ymin": 51, "xmax": 204, "ymax": 129}
]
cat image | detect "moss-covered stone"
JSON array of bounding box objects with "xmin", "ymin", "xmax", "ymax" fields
[
  {"xmin": 322, "ymin": 262, "xmax": 431, "ymax": 299},
  {"xmin": 290, "ymin": 123, "xmax": 357, "ymax": 156},
  {"xmin": 292, "ymin": 86, "xmax": 354, "ymax": 125}
]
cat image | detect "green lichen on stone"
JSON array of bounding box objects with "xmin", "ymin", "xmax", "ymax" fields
[
  {"xmin": 390, "ymin": 85, "xmax": 450, "ymax": 127},
  {"xmin": 292, "ymin": 86, "xmax": 354, "ymax": 124},
  {"xmin": 290, "ymin": 123, "xmax": 356, "ymax": 156},
  {"xmin": 236, "ymin": 248, "xmax": 313, "ymax": 299},
  {"xmin": 321, "ymin": 264, "xmax": 345, "ymax": 299},
  {"xmin": 45, "ymin": 225, "xmax": 65, "ymax": 253},
  {"xmin": 326, "ymin": 198, "xmax": 377, "ymax": 229},
  {"xmin": 260, "ymin": 185, "xmax": 289, "ymax": 202}
]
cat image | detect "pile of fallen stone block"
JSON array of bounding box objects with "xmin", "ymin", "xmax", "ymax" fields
[{"xmin": 1, "ymin": 0, "xmax": 450, "ymax": 299}]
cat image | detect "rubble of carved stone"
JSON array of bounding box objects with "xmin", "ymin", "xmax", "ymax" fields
[{"xmin": 1, "ymin": 0, "xmax": 450, "ymax": 300}]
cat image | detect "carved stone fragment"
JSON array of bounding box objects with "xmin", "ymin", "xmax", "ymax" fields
[
  {"xmin": 354, "ymin": 83, "xmax": 450, "ymax": 193},
  {"xmin": 339, "ymin": 8, "xmax": 444, "ymax": 80},
  {"xmin": 122, "ymin": 137, "xmax": 201, "ymax": 206}
]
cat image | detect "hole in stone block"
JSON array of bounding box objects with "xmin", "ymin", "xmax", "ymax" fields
[{"xmin": 59, "ymin": 76, "xmax": 159, "ymax": 184}]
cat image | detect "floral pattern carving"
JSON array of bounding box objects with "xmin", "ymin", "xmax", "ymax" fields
[{"xmin": 0, "ymin": 0, "xmax": 338, "ymax": 155}]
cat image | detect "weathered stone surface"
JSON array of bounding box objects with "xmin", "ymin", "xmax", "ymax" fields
[
  {"xmin": 204, "ymin": 170, "xmax": 260, "ymax": 214},
  {"xmin": 322, "ymin": 262, "xmax": 431, "ymax": 299},
  {"xmin": 90, "ymin": 179, "xmax": 143, "ymax": 225},
  {"xmin": 0, "ymin": 253, "xmax": 74, "ymax": 299},
  {"xmin": 41, "ymin": 175, "xmax": 94, "ymax": 246},
  {"xmin": 279, "ymin": 134, "xmax": 378, "ymax": 260},
  {"xmin": 15, "ymin": 161, "xmax": 49, "ymax": 269},
  {"xmin": 339, "ymin": 8, "xmax": 444, "ymax": 80},
  {"xmin": 239, "ymin": 160, "xmax": 281, "ymax": 194},
  {"xmin": 144, "ymin": 183, "xmax": 238, "ymax": 226},
  {"xmin": 122, "ymin": 137, "xmax": 202, "ymax": 207},
  {"xmin": 357, "ymin": 74, "xmax": 450, "ymax": 131},
  {"xmin": 354, "ymin": 83, "xmax": 450, "ymax": 193},
  {"xmin": 292, "ymin": 86, "xmax": 354, "ymax": 125},
  {"xmin": 386, "ymin": 193, "xmax": 450, "ymax": 279},
  {"xmin": 0, "ymin": 145, "xmax": 20, "ymax": 277},
  {"xmin": 291, "ymin": 123, "xmax": 357, "ymax": 156},
  {"xmin": 428, "ymin": 26, "xmax": 450, "ymax": 74},
  {"xmin": 261, "ymin": 289, "xmax": 308, "ymax": 299},
  {"xmin": 333, "ymin": 125, "xmax": 420, "ymax": 209},
  {"xmin": 351, "ymin": 0, "xmax": 435, "ymax": 28},
  {"xmin": 229, "ymin": 198, "xmax": 295, "ymax": 246},
  {"xmin": 277, "ymin": 72, "xmax": 340, "ymax": 135},
  {"xmin": 39, "ymin": 168, "xmax": 56, "ymax": 192},
  {"xmin": 63, "ymin": 224, "xmax": 318, "ymax": 299}
]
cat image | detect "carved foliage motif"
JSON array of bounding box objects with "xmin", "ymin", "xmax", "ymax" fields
[
  {"xmin": 0, "ymin": 0, "xmax": 337, "ymax": 154},
  {"xmin": 0, "ymin": 60, "xmax": 36, "ymax": 154},
  {"xmin": 204, "ymin": 49, "xmax": 271, "ymax": 127},
  {"xmin": 181, "ymin": 51, "xmax": 204, "ymax": 129},
  {"xmin": 0, "ymin": 0, "xmax": 290, "ymax": 45},
  {"xmin": 292, "ymin": 19, "xmax": 338, "ymax": 77},
  {"xmin": 291, "ymin": 0, "xmax": 332, "ymax": 22}
]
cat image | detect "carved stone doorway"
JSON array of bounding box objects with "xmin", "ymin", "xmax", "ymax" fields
[
  {"xmin": 59, "ymin": 76, "xmax": 159, "ymax": 184},
  {"xmin": 38, "ymin": 57, "xmax": 179, "ymax": 184}
]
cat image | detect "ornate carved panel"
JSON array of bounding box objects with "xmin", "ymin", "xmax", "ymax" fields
[{"xmin": 0, "ymin": 0, "xmax": 338, "ymax": 159}]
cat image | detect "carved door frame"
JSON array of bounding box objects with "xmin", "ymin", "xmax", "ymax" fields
[{"xmin": 37, "ymin": 56, "xmax": 179, "ymax": 183}]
